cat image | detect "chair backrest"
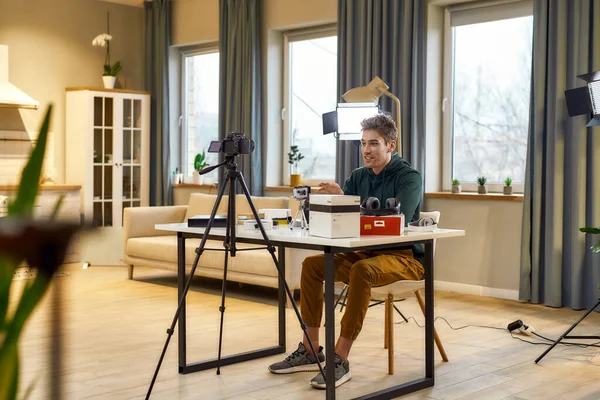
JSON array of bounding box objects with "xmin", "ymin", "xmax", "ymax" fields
[
  {"xmin": 420, "ymin": 211, "xmax": 440, "ymax": 224},
  {"xmin": 420, "ymin": 210, "xmax": 441, "ymax": 255}
]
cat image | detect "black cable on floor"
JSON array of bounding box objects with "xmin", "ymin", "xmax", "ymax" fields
[{"xmin": 394, "ymin": 314, "xmax": 600, "ymax": 348}]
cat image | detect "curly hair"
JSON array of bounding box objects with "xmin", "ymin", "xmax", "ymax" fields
[{"xmin": 360, "ymin": 114, "xmax": 397, "ymax": 144}]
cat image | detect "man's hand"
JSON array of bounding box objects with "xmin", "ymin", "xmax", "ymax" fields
[{"xmin": 318, "ymin": 182, "xmax": 344, "ymax": 195}]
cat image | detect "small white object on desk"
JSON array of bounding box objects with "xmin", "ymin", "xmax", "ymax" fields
[{"xmin": 243, "ymin": 219, "xmax": 273, "ymax": 230}]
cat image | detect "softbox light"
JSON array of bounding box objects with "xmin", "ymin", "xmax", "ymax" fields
[{"xmin": 565, "ymin": 70, "xmax": 600, "ymax": 127}]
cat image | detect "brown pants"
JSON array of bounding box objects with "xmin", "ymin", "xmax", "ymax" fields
[{"xmin": 300, "ymin": 250, "xmax": 424, "ymax": 340}]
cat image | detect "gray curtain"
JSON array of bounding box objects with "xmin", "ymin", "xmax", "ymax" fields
[
  {"xmin": 144, "ymin": 0, "xmax": 170, "ymax": 205},
  {"xmin": 520, "ymin": 0, "xmax": 600, "ymax": 309},
  {"xmin": 218, "ymin": 0, "xmax": 263, "ymax": 196},
  {"xmin": 336, "ymin": 0, "xmax": 426, "ymax": 182}
]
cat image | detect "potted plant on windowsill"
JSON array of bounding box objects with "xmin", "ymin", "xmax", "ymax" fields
[
  {"xmin": 288, "ymin": 145, "xmax": 304, "ymax": 187},
  {"xmin": 504, "ymin": 177, "xmax": 513, "ymax": 195},
  {"xmin": 452, "ymin": 179, "xmax": 461, "ymax": 194},
  {"xmin": 193, "ymin": 151, "xmax": 209, "ymax": 185},
  {"xmin": 477, "ymin": 176, "xmax": 488, "ymax": 194}
]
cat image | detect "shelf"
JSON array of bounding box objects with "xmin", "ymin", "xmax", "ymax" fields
[{"xmin": 66, "ymin": 87, "xmax": 151, "ymax": 95}]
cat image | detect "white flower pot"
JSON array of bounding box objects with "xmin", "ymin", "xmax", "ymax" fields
[
  {"xmin": 103, "ymin": 76, "xmax": 116, "ymax": 89},
  {"xmin": 193, "ymin": 171, "xmax": 204, "ymax": 185}
]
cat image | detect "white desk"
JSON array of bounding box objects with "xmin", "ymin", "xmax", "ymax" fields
[{"xmin": 155, "ymin": 223, "xmax": 465, "ymax": 399}]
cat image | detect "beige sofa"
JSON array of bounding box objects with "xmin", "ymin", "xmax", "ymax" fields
[{"xmin": 123, "ymin": 193, "xmax": 314, "ymax": 291}]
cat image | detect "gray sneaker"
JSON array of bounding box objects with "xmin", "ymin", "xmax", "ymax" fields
[
  {"xmin": 268, "ymin": 342, "xmax": 325, "ymax": 374},
  {"xmin": 310, "ymin": 353, "xmax": 351, "ymax": 389}
]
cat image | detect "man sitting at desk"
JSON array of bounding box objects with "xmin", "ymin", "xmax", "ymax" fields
[{"xmin": 268, "ymin": 114, "xmax": 424, "ymax": 389}]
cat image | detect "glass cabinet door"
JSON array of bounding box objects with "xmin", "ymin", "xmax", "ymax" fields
[
  {"xmin": 92, "ymin": 96, "xmax": 114, "ymax": 227},
  {"xmin": 122, "ymin": 98, "xmax": 143, "ymax": 221}
]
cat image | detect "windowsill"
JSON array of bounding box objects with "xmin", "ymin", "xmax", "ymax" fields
[{"xmin": 425, "ymin": 192, "xmax": 524, "ymax": 201}]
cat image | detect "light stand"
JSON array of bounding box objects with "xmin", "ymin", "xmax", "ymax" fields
[
  {"xmin": 535, "ymin": 299, "xmax": 600, "ymax": 363},
  {"xmin": 536, "ymin": 70, "xmax": 600, "ymax": 364},
  {"xmin": 146, "ymin": 153, "xmax": 325, "ymax": 398}
]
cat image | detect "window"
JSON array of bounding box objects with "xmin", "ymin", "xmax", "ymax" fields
[
  {"xmin": 182, "ymin": 47, "xmax": 220, "ymax": 181},
  {"xmin": 442, "ymin": 1, "xmax": 533, "ymax": 192},
  {"xmin": 283, "ymin": 27, "xmax": 338, "ymax": 184}
]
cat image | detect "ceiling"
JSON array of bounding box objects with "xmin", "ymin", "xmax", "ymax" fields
[{"xmin": 98, "ymin": 0, "xmax": 145, "ymax": 7}]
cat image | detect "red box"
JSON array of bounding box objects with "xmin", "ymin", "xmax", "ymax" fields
[{"xmin": 360, "ymin": 214, "xmax": 405, "ymax": 235}]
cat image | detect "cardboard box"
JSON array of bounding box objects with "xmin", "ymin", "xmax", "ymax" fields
[
  {"xmin": 360, "ymin": 214, "xmax": 405, "ymax": 235},
  {"xmin": 309, "ymin": 194, "xmax": 361, "ymax": 238}
]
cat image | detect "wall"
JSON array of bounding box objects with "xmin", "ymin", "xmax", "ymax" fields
[
  {"xmin": 424, "ymin": 197, "xmax": 523, "ymax": 299},
  {"xmin": 0, "ymin": 0, "xmax": 145, "ymax": 184},
  {"xmin": 171, "ymin": 0, "xmax": 337, "ymax": 46}
]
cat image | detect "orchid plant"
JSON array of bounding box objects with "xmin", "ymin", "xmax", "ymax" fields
[{"xmin": 92, "ymin": 13, "xmax": 122, "ymax": 77}]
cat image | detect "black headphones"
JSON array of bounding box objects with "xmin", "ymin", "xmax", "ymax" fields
[{"xmin": 360, "ymin": 197, "xmax": 401, "ymax": 216}]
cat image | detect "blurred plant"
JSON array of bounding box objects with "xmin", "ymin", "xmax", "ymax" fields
[
  {"xmin": 505, "ymin": 177, "xmax": 512, "ymax": 187},
  {"xmin": 580, "ymin": 227, "xmax": 600, "ymax": 254},
  {"xmin": 0, "ymin": 105, "xmax": 73, "ymax": 400},
  {"xmin": 477, "ymin": 176, "xmax": 487, "ymax": 186},
  {"xmin": 452, "ymin": 179, "xmax": 460, "ymax": 186}
]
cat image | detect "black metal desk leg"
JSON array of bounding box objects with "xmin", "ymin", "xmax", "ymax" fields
[
  {"xmin": 178, "ymin": 233, "xmax": 187, "ymax": 371},
  {"xmin": 278, "ymin": 246, "xmax": 287, "ymax": 348},
  {"xmin": 324, "ymin": 247, "xmax": 336, "ymax": 399},
  {"xmin": 424, "ymin": 240, "xmax": 434, "ymax": 380}
]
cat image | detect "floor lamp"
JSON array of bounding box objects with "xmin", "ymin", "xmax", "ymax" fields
[
  {"xmin": 341, "ymin": 76, "xmax": 403, "ymax": 157},
  {"xmin": 535, "ymin": 70, "xmax": 600, "ymax": 364}
]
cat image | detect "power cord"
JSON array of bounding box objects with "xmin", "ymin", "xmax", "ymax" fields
[{"xmin": 394, "ymin": 315, "xmax": 600, "ymax": 349}]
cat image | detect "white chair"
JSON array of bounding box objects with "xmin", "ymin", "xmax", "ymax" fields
[{"xmin": 335, "ymin": 211, "xmax": 448, "ymax": 375}]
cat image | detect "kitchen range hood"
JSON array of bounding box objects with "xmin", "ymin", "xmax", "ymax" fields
[{"xmin": 0, "ymin": 45, "xmax": 39, "ymax": 110}]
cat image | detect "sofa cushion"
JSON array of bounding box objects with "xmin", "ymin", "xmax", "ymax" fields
[
  {"xmin": 184, "ymin": 193, "xmax": 229, "ymax": 221},
  {"xmin": 236, "ymin": 194, "xmax": 289, "ymax": 216},
  {"xmin": 127, "ymin": 235, "xmax": 279, "ymax": 278}
]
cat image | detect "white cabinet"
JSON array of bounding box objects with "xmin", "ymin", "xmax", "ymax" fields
[{"xmin": 66, "ymin": 88, "xmax": 150, "ymax": 228}]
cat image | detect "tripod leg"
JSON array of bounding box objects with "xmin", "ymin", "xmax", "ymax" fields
[
  {"xmin": 535, "ymin": 298, "xmax": 600, "ymax": 363},
  {"xmin": 216, "ymin": 250, "xmax": 230, "ymax": 375},
  {"xmin": 235, "ymin": 173, "xmax": 326, "ymax": 380},
  {"xmin": 146, "ymin": 174, "xmax": 230, "ymax": 399},
  {"xmin": 393, "ymin": 304, "xmax": 409, "ymax": 323},
  {"xmin": 216, "ymin": 173, "xmax": 237, "ymax": 375}
]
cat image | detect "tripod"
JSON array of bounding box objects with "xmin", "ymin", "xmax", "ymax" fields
[
  {"xmin": 146, "ymin": 154, "xmax": 325, "ymax": 398},
  {"xmin": 535, "ymin": 298, "xmax": 600, "ymax": 363},
  {"xmin": 291, "ymin": 198, "xmax": 309, "ymax": 230}
]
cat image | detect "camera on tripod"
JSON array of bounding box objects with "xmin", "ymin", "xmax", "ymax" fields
[
  {"xmin": 292, "ymin": 185, "xmax": 311, "ymax": 201},
  {"xmin": 208, "ymin": 132, "xmax": 255, "ymax": 156}
]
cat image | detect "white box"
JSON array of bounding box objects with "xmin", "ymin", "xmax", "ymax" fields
[{"xmin": 309, "ymin": 194, "xmax": 361, "ymax": 238}]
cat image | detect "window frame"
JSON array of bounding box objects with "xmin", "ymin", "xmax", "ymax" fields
[
  {"xmin": 441, "ymin": 0, "xmax": 532, "ymax": 193},
  {"xmin": 180, "ymin": 43, "xmax": 219, "ymax": 177},
  {"xmin": 282, "ymin": 25, "xmax": 337, "ymax": 186}
]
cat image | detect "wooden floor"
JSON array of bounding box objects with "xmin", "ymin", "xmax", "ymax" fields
[{"xmin": 14, "ymin": 264, "xmax": 600, "ymax": 400}]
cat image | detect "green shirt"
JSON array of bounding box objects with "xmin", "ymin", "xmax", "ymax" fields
[{"xmin": 342, "ymin": 153, "xmax": 424, "ymax": 264}]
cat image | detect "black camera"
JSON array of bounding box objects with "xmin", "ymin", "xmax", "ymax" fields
[
  {"xmin": 208, "ymin": 132, "xmax": 255, "ymax": 156},
  {"xmin": 293, "ymin": 185, "xmax": 311, "ymax": 200}
]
